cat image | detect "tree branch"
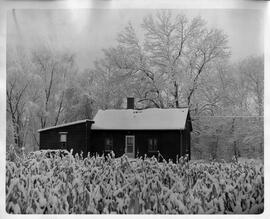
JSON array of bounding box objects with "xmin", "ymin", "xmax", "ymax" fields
[{"xmin": 138, "ymin": 98, "xmax": 161, "ymax": 108}]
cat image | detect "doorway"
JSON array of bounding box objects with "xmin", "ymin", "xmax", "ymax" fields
[{"xmin": 125, "ymin": 135, "xmax": 135, "ymax": 158}]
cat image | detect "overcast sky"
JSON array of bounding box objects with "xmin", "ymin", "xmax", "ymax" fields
[{"xmin": 7, "ymin": 9, "xmax": 265, "ymax": 70}]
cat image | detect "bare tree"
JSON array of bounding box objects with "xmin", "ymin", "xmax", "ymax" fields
[
  {"xmin": 31, "ymin": 47, "xmax": 77, "ymax": 128},
  {"xmin": 236, "ymin": 56, "xmax": 264, "ymax": 155},
  {"xmin": 142, "ymin": 11, "xmax": 230, "ymax": 108},
  {"xmin": 6, "ymin": 48, "xmax": 33, "ymax": 148},
  {"xmin": 94, "ymin": 11, "xmax": 230, "ymax": 109},
  {"xmin": 237, "ymin": 56, "xmax": 264, "ymax": 116},
  {"xmin": 6, "ymin": 75, "xmax": 30, "ymax": 148}
]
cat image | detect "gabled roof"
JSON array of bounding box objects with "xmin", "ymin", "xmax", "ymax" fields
[
  {"xmin": 38, "ymin": 119, "xmax": 94, "ymax": 132},
  {"xmin": 91, "ymin": 108, "xmax": 189, "ymax": 130}
]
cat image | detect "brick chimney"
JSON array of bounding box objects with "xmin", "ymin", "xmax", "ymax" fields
[{"xmin": 127, "ymin": 97, "xmax": 135, "ymax": 109}]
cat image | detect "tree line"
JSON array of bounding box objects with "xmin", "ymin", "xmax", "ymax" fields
[{"xmin": 6, "ymin": 11, "xmax": 263, "ymax": 158}]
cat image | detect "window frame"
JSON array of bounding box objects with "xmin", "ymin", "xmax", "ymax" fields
[
  {"xmin": 59, "ymin": 132, "xmax": 68, "ymax": 143},
  {"xmin": 125, "ymin": 135, "xmax": 135, "ymax": 154},
  {"xmin": 147, "ymin": 137, "xmax": 158, "ymax": 152},
  {"xmin": 104, "ymin": 136, "xmax": 113, "ymax": 152}
]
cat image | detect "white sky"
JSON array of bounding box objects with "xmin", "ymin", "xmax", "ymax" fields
[{"xmin": 7, "ymin": 8, "xmax": 265, "ymax": 70}]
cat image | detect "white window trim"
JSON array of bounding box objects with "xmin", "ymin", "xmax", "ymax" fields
[{"xmin": 125, "ymin": 135, "xmax": 135, "ymax": 154}]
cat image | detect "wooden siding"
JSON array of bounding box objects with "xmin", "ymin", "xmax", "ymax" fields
[
  {"xmin": 39, "ymin": 121, "xmax": 92, "ymax": 155},
  {"xmin": 90, "ymin": 130, "xmax": 188, "ymax": 162},
  {"xmin": 39, "ymin": 113, "xmax": 192, "ymax": 162}
]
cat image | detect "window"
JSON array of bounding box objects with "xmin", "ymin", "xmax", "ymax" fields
[
  {"xmin": 104, "ymin": 137, "xmax": 113, "ymax": 151},
  {"xmin": 126, "ymin": 136, "xmax": 135, "ymax": 153},
  {"xmin": 59, "ymin": 132, "xmax": 67, "ymax": 143},
  {"xmin": 148, "ymin": 137, "xmax": 158, "ymax": 152}
]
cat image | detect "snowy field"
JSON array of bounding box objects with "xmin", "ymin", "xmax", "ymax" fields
[{"xmin": 6, "ymin": 150, "xmax": 264, "ymax": 214}]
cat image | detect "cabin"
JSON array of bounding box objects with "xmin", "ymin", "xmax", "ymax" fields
[{"xmin": 38, "ymin": 98, "xmax": 192, "ymax": 161}]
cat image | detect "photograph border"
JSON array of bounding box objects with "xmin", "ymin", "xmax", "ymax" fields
[{"xmin": 0, "ymin": 0, "xmax": 269, "ymax": 218}]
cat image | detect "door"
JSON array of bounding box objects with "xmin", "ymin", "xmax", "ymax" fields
[{"xmin": 125, "ymin": 135, "xmax": 135, "ymax": 158}]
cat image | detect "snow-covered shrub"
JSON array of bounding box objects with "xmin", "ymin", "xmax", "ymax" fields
[{"xmin": 6, "ymin": 151, "xmax": 263, "ymax": 214}]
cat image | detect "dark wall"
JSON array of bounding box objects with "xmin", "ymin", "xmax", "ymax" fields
[
  {"xmin": 182, "ymin": 130, "xmax": 191, "ymax": 160},
  {"xmin": 39, "ymin": 123, "xmax": 191, "ymax": 161},
  {"xmin": 90, "ymin": 130, "xmax": 189, "ymax": 162},
  {"xmin": 89, "ymin": 130, "xmax": 126, "ymax": 156},
  {"xmin": 39, "ymin": 121, "xmax": 92, "ymax": 155}
]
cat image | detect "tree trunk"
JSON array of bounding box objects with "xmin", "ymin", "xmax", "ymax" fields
[
  {"xmin": 231, "ymin": 117, "xmax": 239, "ymax": 160},
  {"xmin": 174, "ymin": 81, "xmax": 179, "ymax": 108},
  {"xmin": 11, "ymin": 115, "xmax": 22, "ymax": 148}
]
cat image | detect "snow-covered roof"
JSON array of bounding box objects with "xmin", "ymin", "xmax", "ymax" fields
[
  {"xmin": 92, "ymin": 108, "xmax": 189, "ymax": 130},
  {"xmin": 38, "ymin": 119, "xmax": 93, "ymax": 132}
]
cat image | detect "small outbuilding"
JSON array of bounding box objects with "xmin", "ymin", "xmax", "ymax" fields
[
  {"xmin": 38, "ymin": 120, "xmax": 94, "ymax": 156},
  {"xmin": 38, "ymin": 98, "xmax": 192, "ymax": 161}
]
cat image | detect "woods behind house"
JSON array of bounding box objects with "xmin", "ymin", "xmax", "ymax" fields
[{"xmin": 6, "ymin": 11, "xmax": 263, "ymax": 160}]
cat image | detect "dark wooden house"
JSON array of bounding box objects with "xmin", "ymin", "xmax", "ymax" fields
[
  {"xmin": 38, "ymin": 98, "xmax": 192, "ymax": 161},
  {"xmin": 38, "ymin": 120, "xmax": 94, "ymax": 155}
]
